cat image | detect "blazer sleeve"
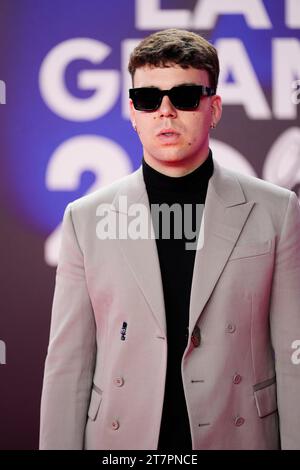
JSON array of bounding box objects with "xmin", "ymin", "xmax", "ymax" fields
[
  {"xmin": 39, "ymin": 203, "xmax": 96, "ymax": 450},
  {"xmin": 270, "ymin": 191, "xmax": 300, "ymax": 450}
]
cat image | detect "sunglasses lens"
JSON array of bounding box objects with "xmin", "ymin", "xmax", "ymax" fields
[
  {"xmin": 131, "ymin": 88, "xmax": 161, "ymax": 111},
  {"xmin": 170, "ymin": 86, "xmax": 201, "ymax": 110}
]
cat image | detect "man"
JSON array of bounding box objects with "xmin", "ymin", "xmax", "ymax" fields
[{"xmin": 40, "ymin": 29, "xmax": 300, "ymax": 450}]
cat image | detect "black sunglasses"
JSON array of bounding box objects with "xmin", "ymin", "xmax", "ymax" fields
[{"xmin": 129, "ymin": 84, "xmax": 216, "ymax": 111}]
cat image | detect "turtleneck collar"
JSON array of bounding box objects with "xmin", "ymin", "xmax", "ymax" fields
[{"xmin": 142, "ymin": 149, "xmax": 214, "ymax": 194}]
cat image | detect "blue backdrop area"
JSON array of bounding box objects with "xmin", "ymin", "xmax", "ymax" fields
[{"xmin": 0, "ymin": 0, "xmax": 299, "ymax": 449}]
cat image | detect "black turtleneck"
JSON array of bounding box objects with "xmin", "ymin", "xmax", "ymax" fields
[{"xmin": 142, "ymin": 150, "xmax": 214, "ymax": 450}]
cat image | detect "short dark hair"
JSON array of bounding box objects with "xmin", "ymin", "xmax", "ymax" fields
[{"xmin": 128, "ymin": 29, "xmax": 219, "ymax": 90}]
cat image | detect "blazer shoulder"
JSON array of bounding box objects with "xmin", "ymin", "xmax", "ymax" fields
[
  {"xmin": 68, "ymin": 167, "xmax": 142, "ymax": 215},
  {"xmin": 220, "ymin": 164, "xmax": 293, "ymax": 208}
]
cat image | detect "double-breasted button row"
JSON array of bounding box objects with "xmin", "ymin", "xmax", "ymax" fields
[
  {"xmin": 111, "ymin": 377, "xmax": 124, "ymax": 429},
  {"xmin": 191, "ymin": 322, "xmax": 237, "ymax": 346}
]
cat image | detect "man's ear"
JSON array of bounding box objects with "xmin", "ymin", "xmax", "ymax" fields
[{"xmin": 211, "ymin": 95, "xmax": 222, "ymax": 126}]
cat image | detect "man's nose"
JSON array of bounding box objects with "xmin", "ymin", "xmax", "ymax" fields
[{"xmin": 159, "ymin": 95, "xmax": 177, "ymax": 118}]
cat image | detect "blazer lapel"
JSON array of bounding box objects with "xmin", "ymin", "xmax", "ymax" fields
[
  {"xmin": 113, "ymin": 167, "xmax": 167, "ymax": 335},
  {"xmin": 189, "ymin": 161, "xmax": 255, "ymax": 336}
]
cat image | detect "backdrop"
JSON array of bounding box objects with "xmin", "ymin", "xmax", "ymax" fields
[{"xmin": 0, "ymin": 0, "xmax": 299, "ymax": 450}]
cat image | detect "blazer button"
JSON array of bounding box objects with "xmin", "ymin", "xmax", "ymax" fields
[
  {"xmin": 234, "ymin": 416, "xmax": 245, "ymax": 427},
  {"xmin": 111, "ymin": 420, "xmax": 120, "ymax": 430},
  {"xmin": 233, "ymin": 374, "xmax": 242, "ymax": 384},
  {"xmin": 226, "ymin": 323, "xmax": 236, "ymax": 333},
  {"xmin": 191, "ymin": 325, "xmax": 201, "ymax": 347},
  {"xmin": 114, "ymin": 377, "xmax": 124, "ymax": 387}
]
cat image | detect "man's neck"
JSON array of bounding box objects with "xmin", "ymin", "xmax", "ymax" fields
[{"xmin": 143, "ymin": 152, "xmax": 210, "ymax": 177}]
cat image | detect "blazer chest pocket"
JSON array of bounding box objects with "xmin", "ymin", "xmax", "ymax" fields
[
  {"xmin": 87, "ymin": 385, "xmax": 103, "ymax": 421},
  {"xmin": 253, "ymin": 377, "xmax": 277, "ymax": 418},
  {"xmin": 229, "ymin": 239, "xmax": 272, "ymax": 261}
]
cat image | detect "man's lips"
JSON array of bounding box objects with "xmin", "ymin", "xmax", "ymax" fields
[
  {"xmin": 157, "ymin": 128, "xmax": 180, "ymax": 137},
  {"xmin": 157, "ymin": 129, "xmax": 181, "ymax": 144}
]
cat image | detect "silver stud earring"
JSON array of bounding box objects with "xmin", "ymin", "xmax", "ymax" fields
[
  {"xmin": 210, "ymin": 122, "xmax": 216, "ymax": 129},
  {"xmin": 132, "ymin": 123, "xmax": 137, "ymax": 131}
]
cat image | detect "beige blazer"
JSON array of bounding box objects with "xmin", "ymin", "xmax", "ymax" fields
[{"xmin": 39, "ymin": 160, "xmax": 300, "ymax": 450}]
